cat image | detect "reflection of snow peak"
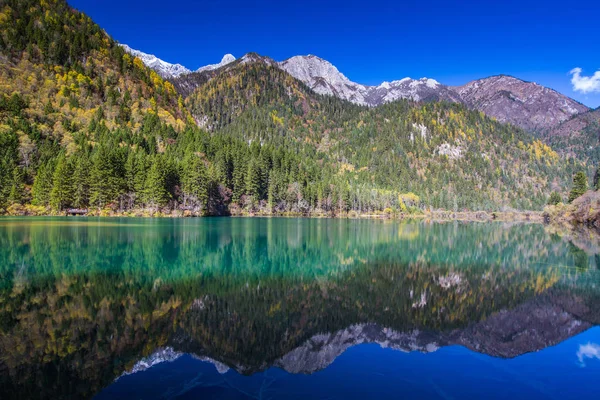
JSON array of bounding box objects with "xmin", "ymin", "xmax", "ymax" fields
[
  {"xmin": 577, "ymin": 343, "xmax": 600, "ymax": 366},
  {"xmin": 120, "ymin": 347, "xmax": 182, "ymax": 378},
  {"xmin": 120, "ymin": 347, "xmax": 229, "ymax": 378},
  {"xmin": 275, "ymin": 324, "xmax": 439, "ymax": 374}
]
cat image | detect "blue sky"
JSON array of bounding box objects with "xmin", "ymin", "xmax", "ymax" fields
[{"xmin": 69, "ymin": 0, "xmax": 600, "ymax": 108}]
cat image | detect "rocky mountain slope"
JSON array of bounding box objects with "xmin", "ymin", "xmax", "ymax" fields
[
  {"xmin": 118, "ymin": 41, "xmax": 590, "ymax": 134},
  {"xmin": 126, "ymin": 44, "xmax": 588, "ymax": 133},
  {"xmin": 278, "ymin": 54, "xmax": 463, "ymax": 106},
  {"xmin": 455, "ymin": 75, "xmax": 589, "ymax": 131},
  {"xmin": 196, "ymin": 53, "xmax": 236, "ymax": 73},
  {"xmin": 123, "ymin": 289, "xmax": 596, "ymax": 377},
  {"xmin": 279, "ymin": 56, "xmax": 588, "ymax": 131},
  {"xmin": 541, "ymin": 107, "xmax": 600, "ymax": 167}
]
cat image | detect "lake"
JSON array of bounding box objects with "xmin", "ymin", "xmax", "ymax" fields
[{"xmin": 0, "ymin": 217, "xmax": 599, "ymax": 399}]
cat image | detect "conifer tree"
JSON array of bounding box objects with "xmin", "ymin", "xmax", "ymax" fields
[
  {"xmin": 181, "ymin": 154, "xmax": 208, "ymax": 210},
  {"xmin": 72, "ymin": 155, "xmax": 91, "ymax": 208},
  {"xmin": 568, "ymin": 171, "xmax": 588, "ymax": 203},
  {"xmin": 144, "ymin": 156, "xmax": 170, "ymax": 208},
  {"xmin": 245, "ymin": 158, "xmax": 262, "ymax": 200},
  {"xmin": 594, "ymin": 167, "xmax": 600, "ymax": 191},
  {"xmin": 8, "ymin": 167, "xmax": 25, "ymax": 205},
  {"xmin": 547, "ymin": 191, "xmax": 562, "ymax": 206},
  {"xmin": 32, "ymin": 161, "xmax": 55, "ymax": 206},
  {"xmin": 90, "ymin": 146, "xmax": 124, "ymax": 208},
  {"xmin": 50, "ymin": 155, "xmax": 73, "ymax": 211}
]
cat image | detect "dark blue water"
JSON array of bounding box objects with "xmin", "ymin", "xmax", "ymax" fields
[{"xmin": 99, "ymin": 328, "xmax": 600, "ymax": 400}]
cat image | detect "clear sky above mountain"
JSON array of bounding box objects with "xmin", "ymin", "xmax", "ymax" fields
[{"xmin": 69, "ymin": 0, "xmax": 600, "ymax": 108}]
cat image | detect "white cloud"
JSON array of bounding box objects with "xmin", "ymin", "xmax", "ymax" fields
[
  {"xmin": 577, "ymin": 342, "xmax": 600, "ymax": 367},
  {"xmin": 570, "ymin": 68, "xmax": 600, "ymax": 94}
]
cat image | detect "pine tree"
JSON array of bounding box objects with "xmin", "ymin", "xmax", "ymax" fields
[
  {"xmin": 232, "ymin": 151, "xmax": 247, "ymax": 202},
  {"xmin": 133, "ymin": 153, "xmax": 149, "ymax": 205},
  {"xmin": 32, "ymin": 161, "xmax": 55, "ymax": 206},
  {"xmin": 594, "ymin": 167, "xmax": 600, "ymax": 191},
  {"xmin": 50, "ymin": 155, "xmax": 73, "ymax": 211},
  {"xmin": 181, "ymin": 154, "xmax": 208, "ymax": 211},
  {"xmin": 568, "ymin": 171, "xmax": 588, "ymax": 203},
  {"xmin": 547, "ymin": 191, "xmax": 562, "ymax": 206},
  {"xmin": 144, "ymin": 156, "xmax": 170, "ymax": 208},
  {"xmin": 267, "ymin": 170, "xmax": 277, "ymax": 211},
  {"xmin": 72, "ymin": 155, "xmax": 91, "ymax": 208},
  {"xmin": 8, "ymin": 167, "xmax": 25, "ymax": 204},
  {"xmin": 245, "ymin": 158, "xmax": 262, "ymax": 200},
  {"xmin": 90, "ymin": 147, "xmax": 123, "ymax": 208}
]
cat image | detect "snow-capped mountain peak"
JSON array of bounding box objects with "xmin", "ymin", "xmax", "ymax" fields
[
  {"xmin": 278, "ymin": 55, "xmax": 459, "ymax": 106},
  {"xmin": 196, "ymin": 54, "xmax": 237, "ymax": 73},
  {"xmin": 119, "ymin": 44, "xmax": 191, "ymax": 78},
  {"xmin": 119, "ymin": 44, "xmax": 237, "ymax": 78}
]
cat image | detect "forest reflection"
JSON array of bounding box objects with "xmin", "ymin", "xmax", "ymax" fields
[{"xmin": 0, "ymin": 217, "xmax": 599, "ymax": 399}]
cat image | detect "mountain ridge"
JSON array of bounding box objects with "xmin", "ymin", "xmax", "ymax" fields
[{"xmin": 122, "ymin": 44, "xmax": 588, "ymax": 132}]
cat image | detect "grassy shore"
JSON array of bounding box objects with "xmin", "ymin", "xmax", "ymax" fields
[{"xmin": 1, "ymin": 202, "xmax": 544, "ymax": 223}]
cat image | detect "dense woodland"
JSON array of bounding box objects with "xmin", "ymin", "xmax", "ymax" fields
[{"xmin": 0, "ymin": 0, "xmax": 596, "ymax": 216}]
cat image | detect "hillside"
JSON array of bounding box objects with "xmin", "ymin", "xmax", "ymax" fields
[
  {"xmin": 184, "ymin": 57, "xmax": 576, "ymax": 211},
  {"xmin": 455, "ymin": 75, "xmax": 589, "ymax": 132},
  {"xmin": 540, "ymin": 108, "xmax": 600, "ymax": 172},
  {"xmin": 126, "ymin": 46, "xmax": 589, "ymax": 134},
  {"xmin": 0, "ymin": 0, "xmax": 582, "ymax": 215}
]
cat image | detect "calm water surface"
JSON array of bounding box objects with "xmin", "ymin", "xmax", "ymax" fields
[{"xmin": 0, "ymin": 217, "xmax": 599, "ymax": 399}]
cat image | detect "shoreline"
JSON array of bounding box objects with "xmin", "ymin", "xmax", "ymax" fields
[{"xmin": 1, "ymin": 204, "xmax": 544, "ymax": 223}]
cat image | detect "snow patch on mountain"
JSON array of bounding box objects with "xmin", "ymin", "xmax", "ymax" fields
[
  {"xmin": 119, "ymin": 347, "xmax": 183, "ymax": 378},
  {"xmin": 120, "ymin": 44, "xmax": 191, "ymax": 78},
  {"xmin": 278, "ymin": 55, "xmax": 461, "ymax": 107},
  {"xmin": 196, "ymin": 54, "xmax": 236, "ymax": 73},
  {"xmin": 120, "ymin": 44, "xmax": 237, "ymax": 78}
]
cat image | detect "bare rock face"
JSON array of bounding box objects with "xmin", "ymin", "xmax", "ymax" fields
[
  {"xmin": 278, "ymin": 55, "xmax": 462, "ymax": 106},
  {"xmin": 279, "ymin": 58, "xmax": 589, "ymax": 132},
  {"xmin": 121, "ymin": 44, "xmax": 590, "ymax": 133},
  {"xmin": 455, "ymin": 75, "xmax": 589, "ymax": 131},
  {"xmin": 274, "ymin": 325, "xmax": 440, "ymax": 374}
]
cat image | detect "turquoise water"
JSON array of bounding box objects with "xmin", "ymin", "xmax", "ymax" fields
[{"xmin": 0, "ymin": 217, "xmax": 598, "ymax": 399}]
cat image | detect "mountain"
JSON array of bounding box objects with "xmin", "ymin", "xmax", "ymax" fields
[
  {"xmin": 455, "ymin": 75, "xmax": 589, "ymax": 131},
  {"xmin": 120, "ymin": 44, "xmax": 191, "ymax": 78},
  {"xmin": 541, "ymin": 107, "xmax": 600, "ymax": 168},
  {"xmin": 0, "ymin": 0, "xmax": 584, "ymax": 215},
  {"xmin": 120, "ymin": 44, "xmax": 235, "ymax": 78},
  {"xmin": 278, "ymin": 55, "xmax": 462, "ymax": 106},
  {"xmin": 183, "ymin": 55, "xmax": 576, "ymax": 210},
  {"xmin": 121, "ymin": 47, "xmax": 589, "ymax": 134},
  {"xmin": 278, "ymin": 56, "xmax": 589, "ymax": 132},
  {"xmin": 196, "ymin": 53, "xmax": 236, "ymax": 73},
  {"xmin": 170, "ymin": 52, "xmax": 276, "ymax": 97}
]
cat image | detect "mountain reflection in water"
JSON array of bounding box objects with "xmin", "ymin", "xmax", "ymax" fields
[{"xmin": 0, "ymin": 217, "xmax": 599, "ymax": 399}]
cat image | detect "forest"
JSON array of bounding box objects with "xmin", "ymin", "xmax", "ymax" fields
[{"xmin": 0, "ymin": 0, "xmax": 596, "ymax": 216}]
